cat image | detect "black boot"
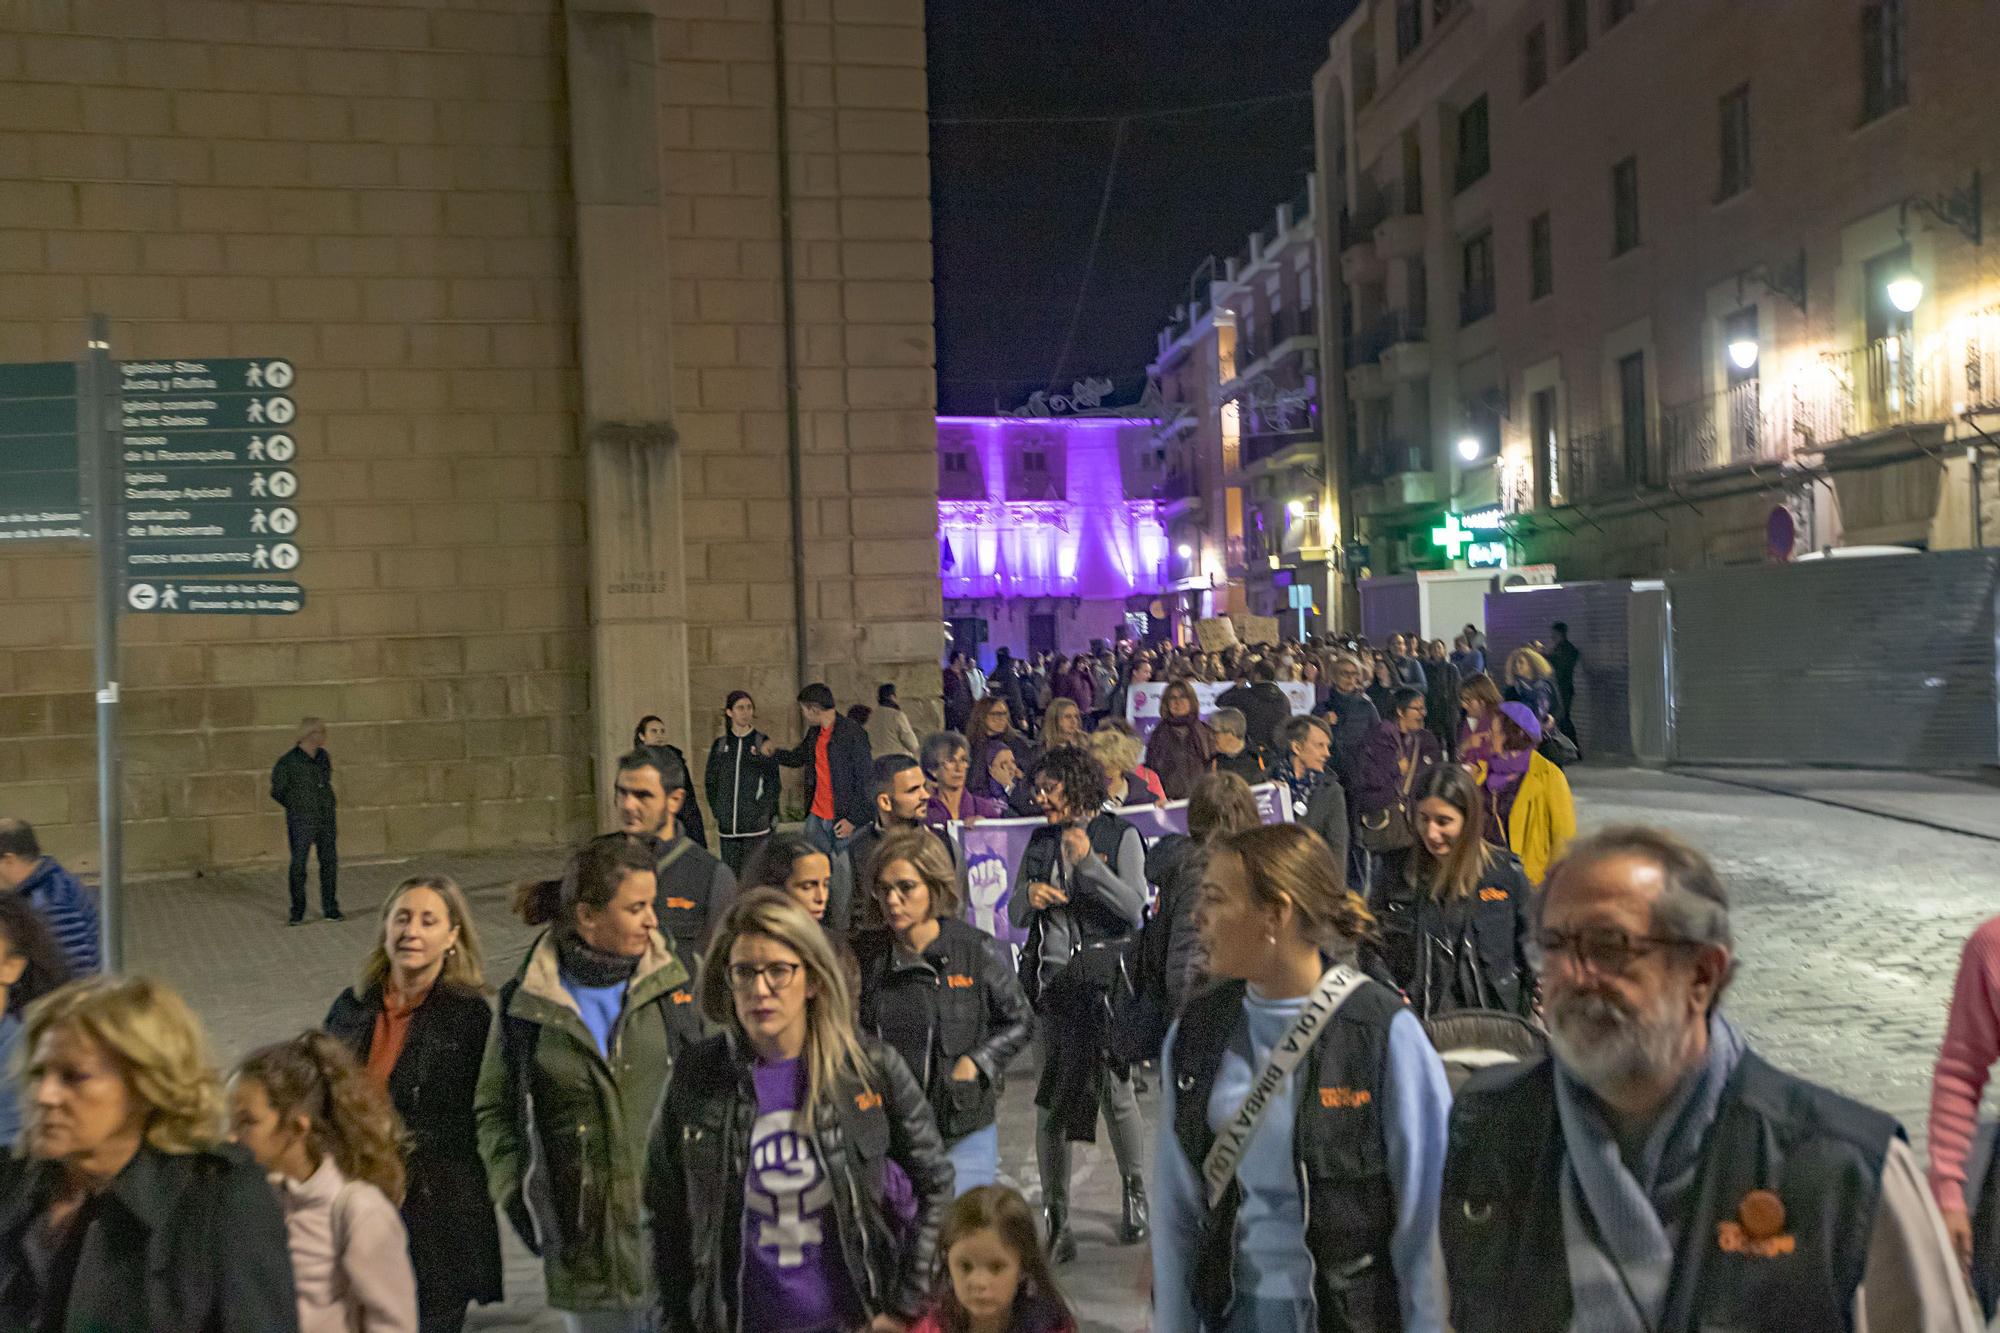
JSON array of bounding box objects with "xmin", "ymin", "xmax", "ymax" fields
[
  {"xmin": 1119, "ymin": 1174, "xmax": 1149, "ymax": 1244},
  {"xmin": 1045, "ymin": 1199, "xmax": 1077, "ymax": 1264}
]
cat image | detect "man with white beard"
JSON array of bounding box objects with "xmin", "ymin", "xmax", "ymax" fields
[{"xmin": 1438, "ymin": 825, "xmax": 1977, "ymax": 1333}]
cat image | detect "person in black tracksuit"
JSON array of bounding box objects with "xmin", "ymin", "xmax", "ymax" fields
[
  {"xmin": 703, "ymin": 691, "xmax": 779, "ymax": 877},
  {"xmin": 1367, "ymin": 764, "xmax": 1535, "ymax": 1021},
  {"xmin": 613, "ymin": 748, "xmax": 735, "ymax": 963},
  {"xmin": 854, "ymin": 826, "xmax": 1032, "ymax": 1197},
  {"xmin": 271, "ymin": 716, "xmax": 340, "ymax": 924}
]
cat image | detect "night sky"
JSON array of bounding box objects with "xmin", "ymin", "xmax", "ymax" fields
[{"xmin": 926, "ymin": 1, "xmax": 1360, "ymax": 416}]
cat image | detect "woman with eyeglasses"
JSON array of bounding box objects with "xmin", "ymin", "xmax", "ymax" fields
[
  {"xmin": 473, "ymin": 834, "xmax": 702, "ymax": 1333},
  {"xmin": 855, "ymin": 828, "xmax": 1032, "ymax": 1196},
  {"xmin": 1368, "ymin": 765, "xmax": 1535, "ymax": 1021},
  {"xmin": 922, "ymin": 731, "xmax": 1006, "ymax": 832},
  {"xmin": 647, "ymin": 889, "xmax": 954, "ymax": 1333}
]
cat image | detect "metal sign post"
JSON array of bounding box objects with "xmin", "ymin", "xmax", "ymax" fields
[{"xmin": 81, "ymin": 315, "xmax": 124, "ymax": 971}]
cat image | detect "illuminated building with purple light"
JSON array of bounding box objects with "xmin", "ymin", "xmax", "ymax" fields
[{"xmin": 937, "ymin": 415, "xmax": 1171, "ymax": 664}]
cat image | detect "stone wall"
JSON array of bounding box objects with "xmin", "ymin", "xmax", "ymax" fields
[{"xmin": 0, "ymin": 0, "xmax": 941, "ymax": 872}]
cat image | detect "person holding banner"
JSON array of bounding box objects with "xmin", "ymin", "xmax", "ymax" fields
[
  {"xmin": 922, "ymin": 731, "xmax": 1006, "ymax": 829},
  {"xmin": 1276, "ymin": 715, "xmax": 1351, "ymax": 884},
  {"xmin": 1009, "ymin": 748, "xmax": 1148, "ymax": 1262},
  {"xmin": 1151, "ymin": 822, "xmax": 1451, "ymax": 1333}
]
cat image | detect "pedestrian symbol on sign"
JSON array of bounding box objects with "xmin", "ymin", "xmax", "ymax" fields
[
  {"xmin": 127, "ymin": 583, "xmax": 158, "ymax": 611},
  {"xmin": 160, "ymin": 585, "xmax": 179, "ymax": 610},
  {"xmin": 248, "ymin": 437, "xmax": 265, "ymax": 461}
]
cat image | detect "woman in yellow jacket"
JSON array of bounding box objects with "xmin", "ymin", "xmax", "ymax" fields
[{"xmin": 1477, "ymin": 702, "xmax": 1576, "ymax": 884}]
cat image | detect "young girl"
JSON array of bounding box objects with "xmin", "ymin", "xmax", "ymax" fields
[
  {"xmin": 231, "ymin": 1032, "xmax": 419, "ymax": 1333},
  {"xmin": 914, "ymin": 1186, "xmax": 1075, "ymax": 1333}
]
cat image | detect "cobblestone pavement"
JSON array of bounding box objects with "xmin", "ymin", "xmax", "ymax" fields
[{"xmin": 120, "ymin": 764, "xmax": 2000, "ymax": 1332}]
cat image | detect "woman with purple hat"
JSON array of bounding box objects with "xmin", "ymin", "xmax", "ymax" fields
[{"xmin": 1482, "ymin": 701, "xmax": 1575, "ymax": 885}]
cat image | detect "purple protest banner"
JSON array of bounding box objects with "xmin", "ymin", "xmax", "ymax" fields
[
  {"xmin": 1123, "ymin": 681, "xmax": 1315, "ymax": 739},
  {"xmin": 947, "ymin": 783, "xmax": 1290, "ymax": 941}
]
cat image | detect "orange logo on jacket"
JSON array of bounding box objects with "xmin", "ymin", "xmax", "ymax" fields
[
  {"xmin": 670, "ymin": 990, "xmax": 693, "ymax": 1005},
  {"xmin": 1319, "ymin": 1087, "xmax": 1372, "ymax": 1109},
  {"xmin": 855, "ymin": 1090, "xmax": 883, "ymax": 1112},
  {"xmin": 1717, "ymin": 1221, "xmax": 1795, "ymax": 1258},
  {"xmin": 1478, "ymin": 887, "xmax": 1509, "ymax": 903},
  {"xmin": 664, "ymin": 896, "xmax": 696, "ymax": 911},
  {"xmin": 946, "ymin": 974, "xmax": 975, "ymax": 989}
]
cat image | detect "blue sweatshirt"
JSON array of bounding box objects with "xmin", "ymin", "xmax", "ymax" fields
[
  {"xmin": 1150, "ymin": 988, "xmax": 1451, "ymax": 1333},
  {"xmin": 17, "ymin": 857, "xmax": 99, "ymax": 977}
]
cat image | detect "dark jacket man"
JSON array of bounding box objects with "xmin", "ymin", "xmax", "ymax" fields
[
  {"xmin": 0, "ymin": 1142, "xmax": 300, "ymax": 1333},
  {"xmin": 1216, "ymin": 663, "xmax": 1292, "ymax": 759},
  {"xmin": 771, "ymin": 703, "xmax": 875, "ymax": 831},
  {"xmin": 270, "ymin": 718, "xmax": 339, "ymax": 922}
]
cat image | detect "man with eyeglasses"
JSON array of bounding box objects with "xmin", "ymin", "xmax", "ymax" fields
[{"xmin": 1440, "ymin": 825, "xmax": 1977, "ymax": 1333}]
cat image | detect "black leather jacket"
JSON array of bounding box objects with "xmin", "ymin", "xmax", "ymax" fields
[
  {"xmin": 853, "ymin": 917, "xmax": 1033, "ymax": 1141},
  {"xmin": 645, "ymin": 1032, "xmax": 953, "ymax": 1333}
]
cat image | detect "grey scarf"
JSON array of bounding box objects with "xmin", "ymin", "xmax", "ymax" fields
[{"xmin": 1553, "ymin": 1011, "xmax": 1746, "ymax": 1333}]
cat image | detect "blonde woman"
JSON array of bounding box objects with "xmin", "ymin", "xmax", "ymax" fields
[
  {"xmin": 1088, "ymin": 722, "xmax": 1166, "ymax": 806},
  {"xmin": 647, "ymin": 889, "xmax": 954, "ymax": 1333},
  {"xmin": 324, "ymin": 876, "xmax": 501, "ymax": 1333},
  {"xmin": 1503, "ymin": 647, "xmax": 1559, "ymax": 729},
  {"xmin": 0, "ymin": 976, "xmax": 300, "ymax": 1331},
  {"xmin": 1152, "ymin": 823, "xmax": 1450, "ymax": 1333}
]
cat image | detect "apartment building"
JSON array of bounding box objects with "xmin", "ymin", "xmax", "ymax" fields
[
  {"xmin": 1316, "ymin": 0, "xmax": 1998, "ymax": 585},
  {"xmin": 1149, "ymin": 179, "xmax": 1337, "ymax": 639}
]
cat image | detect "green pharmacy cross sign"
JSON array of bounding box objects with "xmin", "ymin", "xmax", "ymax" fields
[
  {"xmin": 1431, "ymin": 512, "xmax": 1475, "ymax": 559},
  {"xmin": 1431, "ymin": 506, "xmax": 1509, "ymax": 566}
]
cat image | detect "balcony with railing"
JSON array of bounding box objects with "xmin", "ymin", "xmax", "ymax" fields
[
  {"xmin": 1230, "ymin": 305, "xmax": 1318, "ymax": 378},
  {"xmin": 1549, "ymin": 315, "xmax": 2000, "ymax": 505}
]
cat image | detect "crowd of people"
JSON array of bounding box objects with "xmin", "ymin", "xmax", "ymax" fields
[{"xmin": 0, "ymin": 628, "xmax": 1993, "ymax": 1332}]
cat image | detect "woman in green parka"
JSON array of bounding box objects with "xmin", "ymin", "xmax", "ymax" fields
[{"xmin": 474, "ymin": 834, "xmax": 701, "ymax": 1333}]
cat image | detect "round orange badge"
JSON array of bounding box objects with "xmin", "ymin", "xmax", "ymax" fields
[{"xmin": 1738, "ymin": 1189, "xmax": 1786, "ymax": 1240}]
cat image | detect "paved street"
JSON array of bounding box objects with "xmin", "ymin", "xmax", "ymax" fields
[{"xmin": 122, "ymin": 764, "xmax": 2000, "ymax": 1332}]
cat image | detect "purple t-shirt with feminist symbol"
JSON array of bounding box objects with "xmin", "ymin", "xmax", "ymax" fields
[{"xmin": 741, "ymin": 1056, "xmax": 856, "ymax": 1333}]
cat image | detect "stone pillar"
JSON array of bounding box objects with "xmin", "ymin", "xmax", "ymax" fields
[{"xmin": 566, "ymin": 2, "xmax": 691, "ymax": 819}]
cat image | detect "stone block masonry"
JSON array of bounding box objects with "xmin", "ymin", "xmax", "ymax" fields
[{"xmin": 0, "ymin": 0, "xmax": 940, "ymax": 872}]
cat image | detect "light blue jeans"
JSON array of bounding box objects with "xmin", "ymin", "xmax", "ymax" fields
[
  {"xmin": 946, "ymin": 1121, "xmax": 999, "ymax": 1194},
  {"xmin": 560, "ymin": 1310, "xmax": 655, "ymax": 1333}
]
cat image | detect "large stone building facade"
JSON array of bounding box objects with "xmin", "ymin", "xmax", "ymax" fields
[
  {"xmin": 1316, "ymin": 0, "xmax": 1999, "ymax": 586},
  {"xmin": 0, "ymin": 0, "xmax": 940, "ymax": 872}
]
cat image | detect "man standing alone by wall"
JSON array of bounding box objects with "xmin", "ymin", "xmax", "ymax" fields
[{"xmin": 271, "ymin": 716, "xmax": 340, "ymax": 925}]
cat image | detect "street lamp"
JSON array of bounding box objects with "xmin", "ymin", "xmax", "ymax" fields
[
  {"xmin": 1456, "ymin": 434, "xmax": 1481, "ymax": 462},
  {"xmin": 1886, "ymin": 272, "xmax": 1924, "ymax": 314},
  {"xmin": 1285, "ymin": 499, "xmax": 1306, "ymax": 519},
  {"xmin": 1176, "ymin": 542, "xmax": 1193, "ymax": 560},
  {"xmin": 1727, "ymin": 336, "xmax": 1760, "ymax": 370}
]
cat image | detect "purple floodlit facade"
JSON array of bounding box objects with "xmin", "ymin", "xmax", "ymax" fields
[{"xmin": 937, "ymin": 416, "xmax": 1170, "ymax": 664}]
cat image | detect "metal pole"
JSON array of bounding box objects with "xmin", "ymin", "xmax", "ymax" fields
[
  {"xmin": 1971, "ymin": 444, "xmax": 1985, "ymax": 550},
  {"xmin": 771, "ymin": 0, "xmax": 808, "ymax": 694},
  {"xmin": 83, "ymin": 314, "xmax": 123, "ymax": 971}
]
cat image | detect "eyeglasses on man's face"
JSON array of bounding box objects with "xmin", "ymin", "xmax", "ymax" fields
[{"xmin": 1530, "ymin": 926, "xmax": 1701, "ymax": 975}]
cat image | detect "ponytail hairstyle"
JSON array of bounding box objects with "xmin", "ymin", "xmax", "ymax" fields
[
  {"xmin": 235, "ymin": 1031, "xmax": 407, "ymax": 1203},
  {"xmin": 514, "ymin": 833, "xmax": 655, "ymax": 929},
  {"xmin": 739, "ymin": 831, "xmax": 827, "ymax": 895},
  {"xmin": 632, "ymin": 713, "xmax": 666, "ymax": 748},
  {"xmin": 930, "ymin": 1185, "xmax": 1073, "ymax": 1333},
  {"xmin": 1219, "ymin": 823, "xmax": 1376, "ymax": 960}
]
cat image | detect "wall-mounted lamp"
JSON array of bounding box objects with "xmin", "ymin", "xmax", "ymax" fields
[
  {"xmin": 1286, "ymin": 499, "xmax": 1306, "ymax": 519},
  {"xmin": 1886, "ymin": 272, "xmax": 1925, "ymax": 314},
  {"xmin": 1456, "ymin": 434, "xmax": 1482, "ymax": 462},
  {"xmin": 1901, "ymin": 171, "xmax": 1983, "ymax": 248},
  {"xmin": 1176, "ymin": 542, "xmax": 1193, "ymax": 559},
  {"xmin": 1727, "ymin": 337, "xmax": 1760, "ymax": 370}
]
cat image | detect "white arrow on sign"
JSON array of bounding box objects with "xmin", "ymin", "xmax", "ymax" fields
[
  {"xmin": 271, "ymin": 542, "xmax": 300, "ymax": 570},
  {"xmin": 264, "ymin": 434, "xmax": 296, "ymax": 462},
  {"xmin": 263, "ymin": 396, "xmax": 296, "ymax": 425},
  {"xmin": 268, "ymin": 506, "xmax": 298, "ymax": 535},
  {"xmin": 266, "ymin": 470, "xmax": 297, "ymax": 498},
  {"xmin": 262, "ymin": 360, "xmax": 294, "ymax": 389},
  {"xmin": 127, "ymin": 583, "xmax": 158, "ymax": 611}
]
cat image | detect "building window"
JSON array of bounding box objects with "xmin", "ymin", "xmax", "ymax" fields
[
  {"xmin": 1618, "ymin": 351, "xmax": 1648, "ymax": 484},
  {"xmin": 1454, "ymin": 97, "xmax": 1490, "ymax": 192},
  {"xmin": 1395, "ymin": 0, "xmax": 1424, "ymax": 59},
  {"xmin": 1528, "ymin": 211, "xmax": 1553, "ymax": 300},
  {"xmin": 1522, "ymin": 24, "xmax": 1548, "ymax": 96},
  {"xmin": 1460, "ymin": 229, "xmax": 1495, "ymax": 325},
  {"xmin": 942, "ymin": 452, "xmax": 967, "ymax": 473},
  {"xmin": 1298, "ymin": 267, "xmax": 1314, "ymax": 312},
  {"xmin": 1611, "ymin": 156, "xmax": 1640, "ymax": 255},
  {"xmin": 1022, "ymin": 450, "xmax": 1047, "ymax": 473},
  {"xmin": 1604, "ymin": 0, "xmax": 1635, "ymax": 30},
  {"xmin": 1563, "ymin": 0, "xmax": 1589, "ymax": 62},
  {"xmin": 1717, "ymin": 84, "xmax": 1751, "ymax": 200},
  {"xmin": 1861, "ymin": 0, "xmax": 1906, "ymax": 122}
]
